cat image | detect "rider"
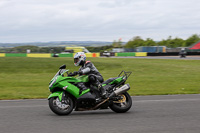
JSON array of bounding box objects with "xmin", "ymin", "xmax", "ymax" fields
[{"xmin": 69, "ymin": 52, "xmax": 107, "ymax": 98}]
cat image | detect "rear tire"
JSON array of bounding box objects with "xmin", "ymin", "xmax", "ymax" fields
[
  {"xmin": 109, "ymin": 92, "xmax": 132, "ymax": 113},
  {"xmin": 49, "ymin": 95, "xmax": 74, "ymax": 115}
]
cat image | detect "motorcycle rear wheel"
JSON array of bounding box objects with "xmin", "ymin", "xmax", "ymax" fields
[
  {"xmin": 109, "ymin": 92, "xmax": 132, "ymax": 113},
  {"xmin": 49, "ymin": 96, "xmax": 74, "ymax": 115}
]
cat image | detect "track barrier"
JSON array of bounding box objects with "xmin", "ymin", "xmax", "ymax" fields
[
  {"xmin": 0, "ymin": 52, "xmax": 149, "ymax": 58},
  {"xmin": 115, "ymin": 52, "xmax": 147, "ymax": 57},
  {"xmin": 27, "ymin": 54, "xmax": 51, "ymax": 58},
  {"xmin": 0, "ymin": 53, "xmax": 5, "ymax": 57}
]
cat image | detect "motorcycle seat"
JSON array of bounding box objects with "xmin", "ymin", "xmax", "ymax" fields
[{"xmin": 102, "ymin": 77, "xmax": 118, "ymax": 85}]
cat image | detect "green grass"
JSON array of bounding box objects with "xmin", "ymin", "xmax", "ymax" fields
[{"xmin": 0, "ymin": 57, "xmax": 199, "ymax": 99}]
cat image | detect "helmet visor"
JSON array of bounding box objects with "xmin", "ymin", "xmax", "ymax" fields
[{"xmin": 74, "ymin": 58, "xmax": 79, "ymax": 64}]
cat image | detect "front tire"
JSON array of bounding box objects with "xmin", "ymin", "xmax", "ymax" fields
[
  {"xmin": 109, "ymin": 92, "xmax": 132, "ymax": 113},
  {"xmin": 49, "ymin": 95, "xmax": 74, "ymax": 115}
]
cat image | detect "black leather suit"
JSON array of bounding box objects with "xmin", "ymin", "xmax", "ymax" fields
[
  {"xmin": 71, "ymin": 60, "xmax": 106, "ymax": 96},
  {"xmin": 79, "ymin": 61, "xmax": 104, "ymax": 84}
]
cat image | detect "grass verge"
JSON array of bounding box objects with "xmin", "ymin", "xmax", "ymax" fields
[{"xmin": 0, "ymin": 57, "xmax": 199, "ymax": 99}]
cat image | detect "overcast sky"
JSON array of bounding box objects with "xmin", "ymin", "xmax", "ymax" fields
[{"xmin": 0, "ymin": 0, "xmax": 200, "ymax": 43}]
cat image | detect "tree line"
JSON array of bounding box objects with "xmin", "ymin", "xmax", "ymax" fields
[
  {"xmin": 1, "ymin": 34, "xmax": 199, "ymax": 53},
  {"xmin": 0, "ymin": 46, "xmax": 65, "ymax": 53},
  {"xmin": 123, "ymin": 34, "xmax": 200, "ymax": 49},
  {"xmin": 87, "ymin": 34, "xmax": 200, "ymax": 52}
]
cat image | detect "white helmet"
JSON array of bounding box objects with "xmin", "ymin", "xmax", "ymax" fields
[{"xmin": 74, "ymin": 52, "xmax": 86, "ymax": 66}]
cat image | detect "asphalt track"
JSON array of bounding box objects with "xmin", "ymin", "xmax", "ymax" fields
[{"xmin": 0, "ymin": 94, "xmax": 200, "ymax": 133}]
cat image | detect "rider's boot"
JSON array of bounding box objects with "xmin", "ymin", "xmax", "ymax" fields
[{"xmin": 97, "ymin": 83, "xmax": 108, "ymax": 98}]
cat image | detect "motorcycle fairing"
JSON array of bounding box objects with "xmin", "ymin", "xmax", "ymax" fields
[
  {"xmin": 48, "ymin": 91, "xmax": 63, "ymax": 101},
  {"xmin": 49, "ymin": 75, "xmax": 90, "ymax": 99}
]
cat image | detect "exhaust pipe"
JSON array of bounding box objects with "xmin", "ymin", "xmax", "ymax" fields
[
  {"xmin": 83, "ymin": 84, "xmax": 130, "ymax": 110},
  {"xmin": 109, "ymin": 84, "xmax": 130, "ymax": 98}
]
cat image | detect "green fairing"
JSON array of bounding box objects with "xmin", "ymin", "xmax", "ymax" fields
[
  {"xmin": 109, "ymin": 77, "xmax": 123, "ymax": 84},
  {"xmin": 76, "ymin": 75, "xmax": 89, "ymax": 82},
  {"xmin": 48, "ymin": 88, "xmax": 90, "ymax": 101},
  {"xmin": 48, "ymin": 91, "xmax": 63, "ymax": 101},
  {"xmin": 102, "ymin": 77, "xmax": 123, "ymax": 87},
  {"xmin": 57, "ymin": 75, "xmax": 89, "ymax": 83},
  {"xmin": 49, "ymin": 75, "xmax": 90, "ymax": 99},
  {"xmin": 102, "ymin": 84, "xmax": 106, "ymax": 87}
]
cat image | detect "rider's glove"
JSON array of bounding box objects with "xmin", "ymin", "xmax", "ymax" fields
[
  {"xmin": 73, "ymin": 71, "xmax": 78, "ymax": 75},
  {"xmin": 68, "ymin": 71, "xmax": 82, "ymax": 76},
  {"xmin": 78, "ymin": 71, "xmax": 83, "ymax": 75},
  {"xmin": 74, "ymin": 71, "xmax": 83, "ymax": 75},
  {"xmin": 68, "ymin": 72, "xmax": 75, "ymax": 76}
]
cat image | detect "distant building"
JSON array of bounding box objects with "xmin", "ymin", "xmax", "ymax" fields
[
  {"xmin": 112, "ymin": 48, "xmax": 125, "ymax": 52},
  {"xmin": 63, "ymin": 47, "xmax": 90, "ymax": 53},
  {"xmin": 137, "ymin": 46, "xmax": 166, "ymax": 53}
]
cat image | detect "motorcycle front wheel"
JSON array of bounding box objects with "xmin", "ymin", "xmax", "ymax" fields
[
  {"xmin": 49, "ymin": 96, "xmax": 74, "ymax": 115},
  {"xmin": 109, "ymin": 92, "xmax": 132, "ymax": 113}
]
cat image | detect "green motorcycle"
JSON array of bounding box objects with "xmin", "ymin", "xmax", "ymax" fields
[{"xmin": 48, "ymin": 64, "xmax": 132, "ymax": 115}]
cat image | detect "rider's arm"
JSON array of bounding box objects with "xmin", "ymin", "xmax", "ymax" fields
[
  {"xmin": 79, "ymin": 62, "xmax": 92, "ymax": 75},
  {"xmin": 80, "ymin": 67, "xmax": 90, "ymax": 74}
]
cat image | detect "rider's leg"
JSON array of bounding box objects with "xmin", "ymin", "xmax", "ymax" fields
[
  {"xmin": 88, "ymin": 74, "xmax": 107, "ymax": 98},
  {"xmin": 77, "ymin": 82, "xmax": 88, "ymax": 95}
]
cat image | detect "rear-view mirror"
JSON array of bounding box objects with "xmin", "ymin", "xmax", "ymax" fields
[{"xmin": 59, "ymin": 64, "xmax": 66, "ymax": 69}]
